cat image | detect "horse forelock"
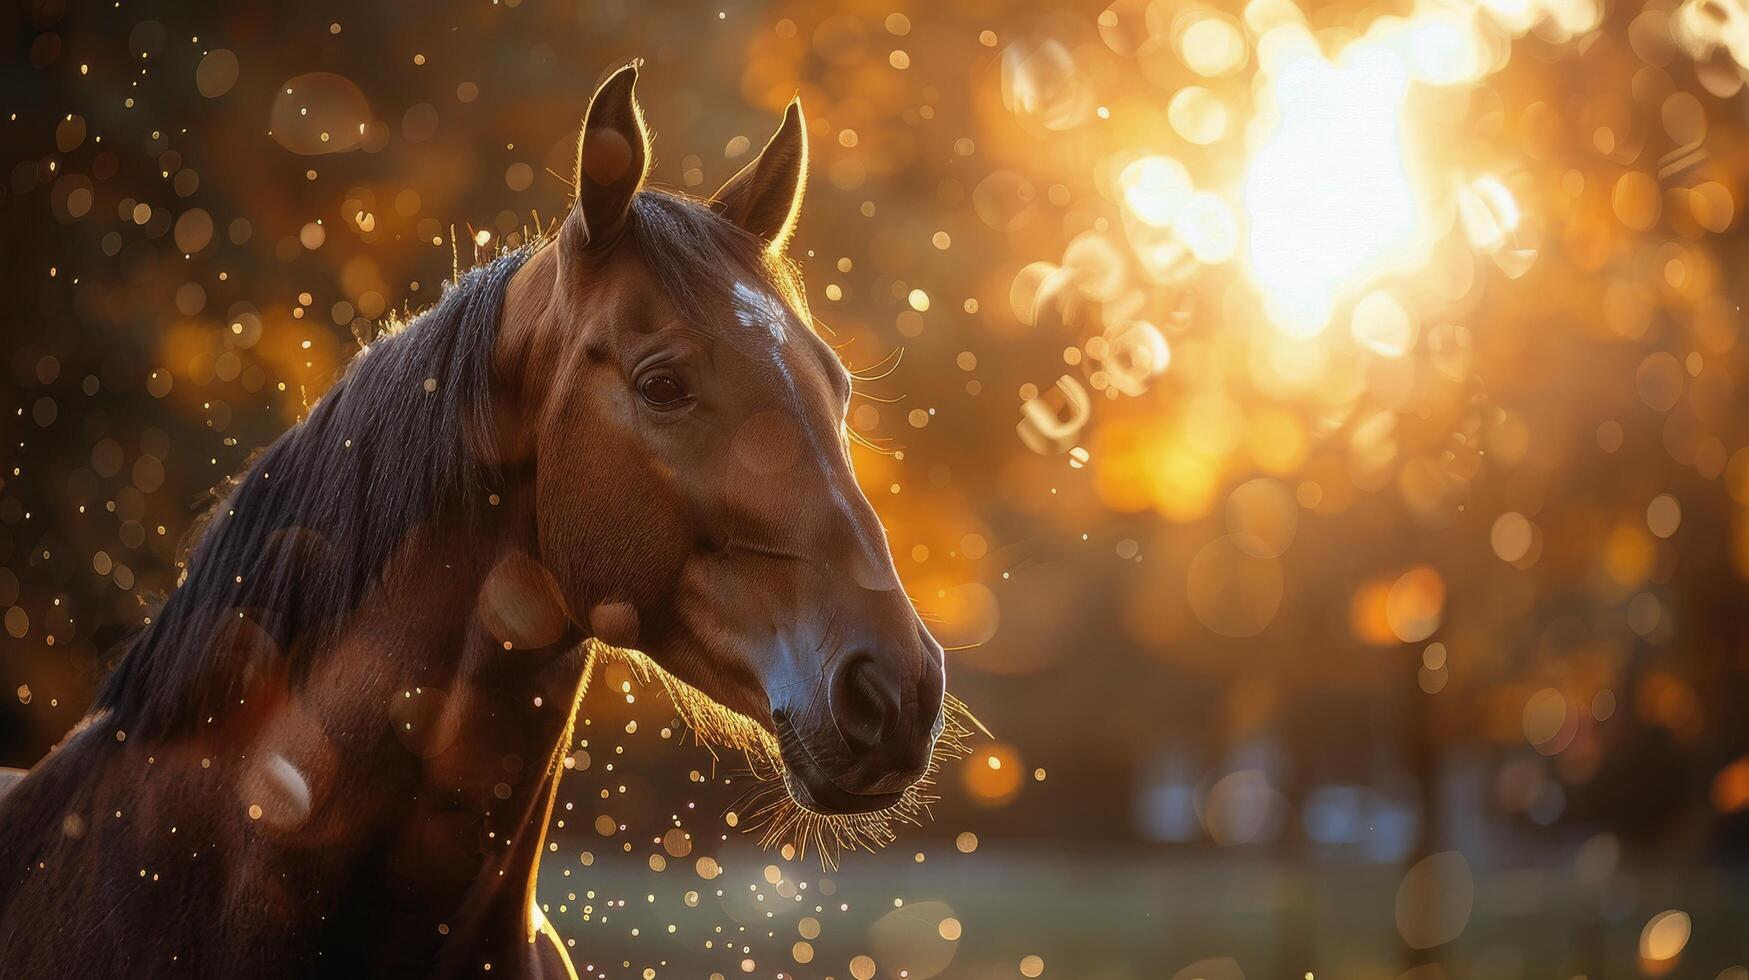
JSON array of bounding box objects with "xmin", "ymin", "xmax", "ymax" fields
[{"xmin": 626, "ymin": 189, "xmax": 811, "ymax": 329}]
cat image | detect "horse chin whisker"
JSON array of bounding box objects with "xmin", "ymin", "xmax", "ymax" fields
[
  {"xmin": 846, "ymin": 428, "xmax": 902, "ymax": 457},
  {"xmin": 580, "ymin": 640, "xmax": 984, "ymax": 871}
]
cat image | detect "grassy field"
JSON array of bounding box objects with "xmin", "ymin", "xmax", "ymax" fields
[{"xmin": 537, "ymin": 839, "xmax": 1749, "ymax": 979}]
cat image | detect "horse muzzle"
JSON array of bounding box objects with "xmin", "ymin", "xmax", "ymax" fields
[{"xmin": 769, "ymin": 623, "xmax": 946, "ymax": 815}]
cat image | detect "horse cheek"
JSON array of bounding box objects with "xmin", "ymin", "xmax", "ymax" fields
[{"xmin": 535, "ymin": 432, "xmax": 687, "ymax": 624}]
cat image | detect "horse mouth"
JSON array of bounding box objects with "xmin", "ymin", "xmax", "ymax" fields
[
  {"xmin": 772, "ymin": 711, "xmax": 909, "ymax": 816},
  {"xmin": 585, "ymin": 643, "xmax": 981, "ymax": 860}
]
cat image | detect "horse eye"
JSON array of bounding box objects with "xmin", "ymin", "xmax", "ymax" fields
[{"xmin": 638, "ymin": 373, "xmax": 688, "ymax": 408}]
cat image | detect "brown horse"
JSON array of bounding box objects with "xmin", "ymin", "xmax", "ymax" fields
[{"xmin": 0, "ymin": 64, "xmax": 966, "ymax": 978}]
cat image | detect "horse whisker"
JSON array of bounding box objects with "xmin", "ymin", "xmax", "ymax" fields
[
  {"xmin": 848, "ymin": 389, "xmax": 904, "ymax": 404},
  {"xmin": 580, "ymin": 640, "xmax": 982, "ymax": 870},
  {"xmin": 846, "ymin": 429, "xmax": 900, "ymax": 457},
  {"xmin": 846, "ymin": 347, "xmax": 904, "ymax": 382}
]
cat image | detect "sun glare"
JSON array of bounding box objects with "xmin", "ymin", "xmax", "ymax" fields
[
  {"xmin": 1244, "ymin": 47, "xmax": 1417, "ymax": 335},
  {"xmin": 1102, "ymin": 3, "xmax": 1561, "ymax": 346}
]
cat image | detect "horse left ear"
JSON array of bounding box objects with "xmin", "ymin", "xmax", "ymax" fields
[
  {"xmin": 711, "ymin": 98, "xmax": 808, "ymax": 254},
  {"xmin": 569, "ymin": 62, "xmax": 650, "ymax": 251}
]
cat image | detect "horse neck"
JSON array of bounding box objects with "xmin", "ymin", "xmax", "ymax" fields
[
  {"xmin": 261, "ymin": 244, "xmax": 591, "ymax": 956},
  {"xmin": 238, "ymin": 486, "xmax": 589, "ymax": 959}
]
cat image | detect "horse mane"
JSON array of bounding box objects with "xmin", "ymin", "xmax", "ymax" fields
[
  {"xmin": 95, "ymin": 190, "xmax": 793, "ymax": 740},
  {"xmin": 96, "ymin": 246, "xmax": 529, "ymax": 737}
]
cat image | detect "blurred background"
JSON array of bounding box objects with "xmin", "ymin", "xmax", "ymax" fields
[{"xmin": 5, "ymin": 0, "xmax": 1749, "ymax": 976}]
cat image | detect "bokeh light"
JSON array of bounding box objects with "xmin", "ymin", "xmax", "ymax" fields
[{"xmin": 7, "ymin": 0, "xmax": 1749, "ymax": 976}]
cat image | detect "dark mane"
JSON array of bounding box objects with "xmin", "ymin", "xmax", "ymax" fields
[{"xmin": 96, "ymin": 247, "xmax": 529, "ymax": 737}]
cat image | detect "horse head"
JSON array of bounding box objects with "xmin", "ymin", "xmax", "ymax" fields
[{"xmin": 497, "ymin": 65, "xmax": 953, "ymax": 833}]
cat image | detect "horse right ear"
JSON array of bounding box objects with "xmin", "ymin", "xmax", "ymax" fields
[
  {"xmin": 567, "ymin": 63, "xmax": 649, "ymax": 252},
  {"xmin": 711, "ymin": 98, "xmax": 808, "ymax": 254}
]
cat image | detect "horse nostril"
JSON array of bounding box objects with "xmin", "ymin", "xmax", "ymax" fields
[{"xmin": 830, "ymin": 655, "xmax": 899, "ymax": 757}]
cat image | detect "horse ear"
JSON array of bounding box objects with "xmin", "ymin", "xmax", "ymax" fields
[
  {"xmin": 711, "ymin": 98, "xmax": 808, "ymax": 253},
  {"xmin": 569, "ymin": 63, "xmax": 649, "ymax": 250}
]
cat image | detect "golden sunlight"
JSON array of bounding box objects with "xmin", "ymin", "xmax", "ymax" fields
[
  {"xmin": 13, "ymin": 0, "xmax": 1749, "ymax": 974},
  {"xmin": 1243, "ymin": 45, "xmax": 1416, "ymax": 334},
  {"xmin": 1228, "ymin": 0, "xmax": 1596, "ymax": 333}
]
